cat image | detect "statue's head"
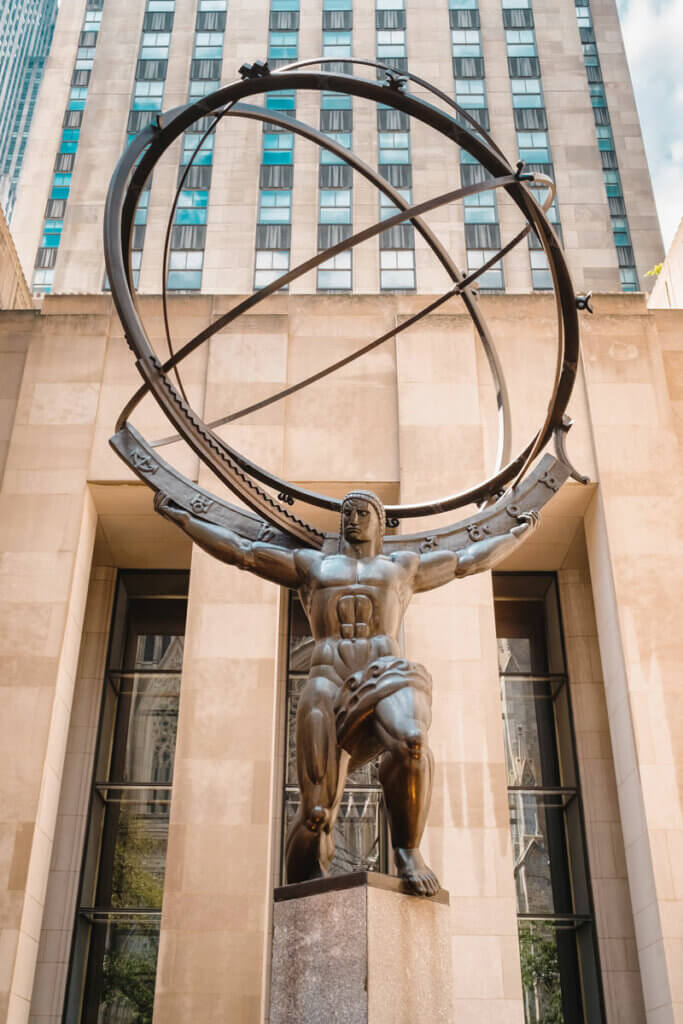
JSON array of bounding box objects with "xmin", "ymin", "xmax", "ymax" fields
[{"xmin": 339, "ymin": 490, "xmax": 385, "ymax": 554}]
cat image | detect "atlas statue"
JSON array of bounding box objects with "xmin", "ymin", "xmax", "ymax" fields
[
  {"xmin": 156, "ymin": 489, "xmax": 539, "ymax": 896},
  {"xmin": 105, "ymin": 60, "xmax": 586, "ymax": 899}
]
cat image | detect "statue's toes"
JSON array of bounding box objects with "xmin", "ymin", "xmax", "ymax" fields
[{"xmin": 423, "ymin": 872, "xmax": 440, "ymax": 896}]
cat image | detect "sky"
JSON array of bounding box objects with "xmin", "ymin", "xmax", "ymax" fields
[{"xmin": 617, "ymin": 0, "xmax": 683, "ymax": 250}]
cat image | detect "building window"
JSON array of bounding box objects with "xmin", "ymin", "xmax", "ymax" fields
[
  {"xmin": 493, "ymin": 573, "xmax": 605, "ymax": 1024},
  {"xmin": 64, "ymin": 572, "xmax": 189, "ymax": 1021},
  {"xmin": 281, "ymin": 595, "xmax": 388, "ymax": 881}
]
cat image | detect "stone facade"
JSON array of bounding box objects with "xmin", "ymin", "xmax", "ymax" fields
[{"xmin": 0, "ymin": 291, "xmax": 681, "ymax": 1023}]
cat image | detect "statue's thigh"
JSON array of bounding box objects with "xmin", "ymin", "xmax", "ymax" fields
[
  {"xmin": 374, "ymin": 686, "xmax": 432, "ymax": 741},
  {"xmin": 296, "ymin": 674, "xmax": 338, "ymax": 721}
]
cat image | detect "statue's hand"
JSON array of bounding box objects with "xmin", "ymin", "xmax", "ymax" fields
[
  {"xmin": 511, "ymin": 509, "xmax": 540, "ymax": 539},
  {"xmin": 154, "ymin": 491, "xmax": 190, "ymax": 527}
]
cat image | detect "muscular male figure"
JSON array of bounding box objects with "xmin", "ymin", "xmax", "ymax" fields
[{"xmin": 156, "ymin": 489, "xmax": 538, "ymax": 895}]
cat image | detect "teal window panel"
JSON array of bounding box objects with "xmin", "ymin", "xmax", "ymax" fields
[
  {"xmin": 519, "ymin": 147, "xmax": 550, "ymax": 162},
  {"xmin": 464, "ymin": 191, "xmax": 495, "ymax": 207},
  {"xmin": 613, "ymin": 231, "xmax": 630, "ymax": 246},
  {"xmin": 324, "ymin": 0, "xmax": 351, "ymax": 8},
  {"xmin": 178, "ymin": 189, "xmax": 209, "ymax": 207},
  {"xmin": 133, "ymin": 98, "xmax": 162, "ymax": 110},
  {"xmin": 167, "ymin": 270, "xmax": 203, "ymax": 290},
  {"xmin": 465, "ymin": 207, "xmax": 497, "ymax": 224},
  {"xmin": 63, "ymin": 130, "xmax": 81, "ymax": 142},
  {"xmin": 43, "ymin": 220, "xmax": 63, "ymax": 232},
  {"xmin": 267, "ymin": 94, "xmax": 296, "ymax": 110},
  {"xmin": 511, "ymin": 78, "xmax": 541, "ymax": 94},
  {"xmin": 264, "ymin": 133, "xmax": 294, "ymax": 150},
  {"xmin": 41, "ymin": 233, "xmax": 61, "ymax": 248},
  {"xmin": 194, "ymin": 45, "xmax": 223, "ymax": 58},
  {"xmin": 60, "ymin": 142, "xmax": 78, "ymax": 154},
  {"xmin": 321, "ymin": 94, "xmax": 352, "ymax": 109},
  {"xmin": 272, "ymin": 0, "xmax": 300, "ymax": 8},
  {"xmin": 268, "ymin": 46, "xmax": 298, "ymax": 58},
  {"xmin": 175, "ymin": 207, "xmax": 208, "ymax": 225},
  {"xmin": 53, "ymin": 173, "xmax": 72, "ymax": 187},
  {"xmin": 263, "ymin": 151, "xmax": 293, "ymax": 165},
  {"xmin": 51, "ymin": 186, "xmax": 70, "ymax": 199},
  {"xmin": 379, "ymin": 149, "xmax": 411, "ymax": 163},
  {"xmin": 450, "ymin": 0, "xmax": 477, "ymax": 7},
  {"xmin": 512, "ymin": 94, "xmax": 543, "ymax": 108},
  {"xmin": 68, "ymin": 100, "xmax": 86, "ymax": 111},
  {"xmin": 319, "ymin": 207, "xmax": 351, "ymax": 224}
]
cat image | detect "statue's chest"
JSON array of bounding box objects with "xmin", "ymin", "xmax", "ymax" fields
[{"xmin": 315, "ymin": 556, "xmax": 393, "ymax": 590}]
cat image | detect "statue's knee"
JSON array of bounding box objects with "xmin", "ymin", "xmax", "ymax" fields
[
  {"xmin": 402, "ymin": 726, "xmax": 427, "ymax": 762},
  {"xmin": 304, "ymin": 804, "xmax": 329, "ymax": 834}
]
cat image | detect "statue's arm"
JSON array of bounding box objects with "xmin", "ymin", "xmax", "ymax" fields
[
  {"xmin": 155, "ymin": 494, "xmax": 306, "ymax": 588},
  {"xmin": 413, "ymin": 512, "xmax": 540, "ymax": 592}
]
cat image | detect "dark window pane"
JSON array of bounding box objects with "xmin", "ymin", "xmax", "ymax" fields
[{"xmin": 82, "ymin": 918, "xmax": 160, "ymax": 1024}]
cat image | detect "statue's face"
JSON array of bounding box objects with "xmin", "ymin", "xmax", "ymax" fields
[{"xmin": 342, "ymin": 498, "xmax": 381, "ymax": 546}]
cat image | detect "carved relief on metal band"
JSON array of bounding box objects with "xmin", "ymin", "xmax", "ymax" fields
[
  {"xmin": 506, "ymin": 503, "xmax": 521, "ymax": 518},
  {"xmin": 467, "ymin": 523, "xmax": 491, "ymax": 542},
  {"xmin": 130, "ymin": 448, "xmax": 158, "ymax": 474},
  {"xmin": 419, "ymin": 536, "xmax": 439, "ymax": 553},
  {"xmin": 540, "ymin": 470, "xmax": 561, "ymax": 492},
  {"xmin": 257, "ymin": 522, "xmax": 278, "ymax": 543},
  {"xmin": 189, "ymin": 494, "xmax": 213, "ymax": 515}
]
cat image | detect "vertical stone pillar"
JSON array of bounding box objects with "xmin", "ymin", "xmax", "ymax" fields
[
  {"xmin": 154, "ymin": 317, "xmax": 287, "ymax": 1020},
  {"xmin": 395, "ymin": 306, "xmax": 524, "ymax": 1021},
  {"xmin": 581, "ymin": 297, "xmax": 683, "ymax": 1023},
  {"xmin": 0, "ymin": 305, "xmax": 106, "ymax": 1022}
]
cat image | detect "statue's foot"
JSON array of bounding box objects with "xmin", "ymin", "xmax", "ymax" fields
[{"xmin": 394, "ymin": 848, "xmax": 440, "ymax": 897}]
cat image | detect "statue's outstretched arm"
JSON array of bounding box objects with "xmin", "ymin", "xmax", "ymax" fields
[
  {"xmin": 413, "ymin": 511, "xmax": 540, "ymax": 592},
  {"xmin": 155, "ymin": 494, "xmax": 306, "ymax": 588}
]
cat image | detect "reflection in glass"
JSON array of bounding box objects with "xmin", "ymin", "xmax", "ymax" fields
[
  {"xmin": 494, "ymin": 574, "xmax": 605, "ymax": 1024},
  {"xmin": 509, "ymin": 792, "xmax": 574, "ymax": 916},
  {"xmin": 518, "ymin": 921, "xmax": 566, "ymax": 1024},
  {"xmin": 87, "ymin": 918, "xmax": 159, "ymax": 1024},
  {"xmin": 285, "ymin": 790, "xmax": 384, "ymax": 875},
  {"xmin": 94, "ymin": 795, "xmax": 169, "ymax": 909},
  {"xmin": 66, "ymin": 574, "xmax": 188, "ymax": 1023},
  {"xmin": 500, "ymin": 675, "xmax": 561, "ymax": 789}
]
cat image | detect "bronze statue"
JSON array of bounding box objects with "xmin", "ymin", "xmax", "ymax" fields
[{"xmin": 155, "ymin": 489, "xmax": 539, "ymax": 896}]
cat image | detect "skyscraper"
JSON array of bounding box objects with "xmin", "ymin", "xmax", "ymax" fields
[
  {"xmin": 11, "ymin": 0, "xmax": 664, "ymax": 297},
  {"xmin": 0, "ymin": 0, "xmax": 58, "ymax": 221}
]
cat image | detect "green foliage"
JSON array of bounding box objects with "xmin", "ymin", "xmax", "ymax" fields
[
  {"xmin": 99, "ymin": 810, "xmax": 163, "ymax": 1021},
  {"xmin": 111, "ymin": 811, "xmax": 164, "ymax": 909},
  {"xmin": 519, "ymin": 924, "xmax": 565, "ymax": 1024},
  {"xmin": 101, "ymin": 942, "xmax": 157, "ymax": 1024},
  {"xmin": 645, "ymin": 263, "xmax": 663, "ymax": 277}
]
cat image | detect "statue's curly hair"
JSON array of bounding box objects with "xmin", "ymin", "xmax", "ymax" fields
[{"xmin": 338, "ymin": 490, "xmax": 386, "ymax": 550}]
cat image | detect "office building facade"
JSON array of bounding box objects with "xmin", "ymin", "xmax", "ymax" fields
[
  {"xmin": 0, "ymin": 0, "xmax": 58, "ymax": 221},
  {"xmin": 11, "ymin": 0, "xmax": 663, "ymax": 297}
]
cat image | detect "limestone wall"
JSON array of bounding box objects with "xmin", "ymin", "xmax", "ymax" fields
[{"xmin": 0, "ymin": 292, "xmax": 680, "ymax": 1022}]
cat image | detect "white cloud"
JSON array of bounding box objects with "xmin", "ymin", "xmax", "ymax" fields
[{"xmin": 617, "ymin": 0, "xmax": 683, "ymax": 249}]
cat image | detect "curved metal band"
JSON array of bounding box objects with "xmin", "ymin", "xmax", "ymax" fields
[
  {"xmin": 105, "ymin": 67, "xmax": 578, "ymax": 529},
  {"xmin": 151, "ymin": 170, "xmax": 555, "ymax": 449},
  {"xmin": 122, "ymin": 101, "xmax": 514, "ymax": 489}
]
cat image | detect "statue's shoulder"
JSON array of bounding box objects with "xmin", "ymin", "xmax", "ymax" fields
[
  {"xmin": 386, "ymin": 548, "xmax": 419, "ymax": 569},
  {"xmin": 294, "ymin": 546, "xmax": 327, "ymax": 568}
]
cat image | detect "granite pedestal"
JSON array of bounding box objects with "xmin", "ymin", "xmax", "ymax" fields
[{"xmin": 269, "ymin": 872, "xmax": 452, "ymax": 1024}]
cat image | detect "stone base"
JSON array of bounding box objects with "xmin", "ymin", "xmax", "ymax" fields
[{"xmin": 269, "ymin": 871, "xmax": 452, "ymax": 1023}]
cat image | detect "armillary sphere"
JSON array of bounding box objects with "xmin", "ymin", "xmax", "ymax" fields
[{"xmin": 106, "ymin": 58, "xmax": 588, "ymax": 556}]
